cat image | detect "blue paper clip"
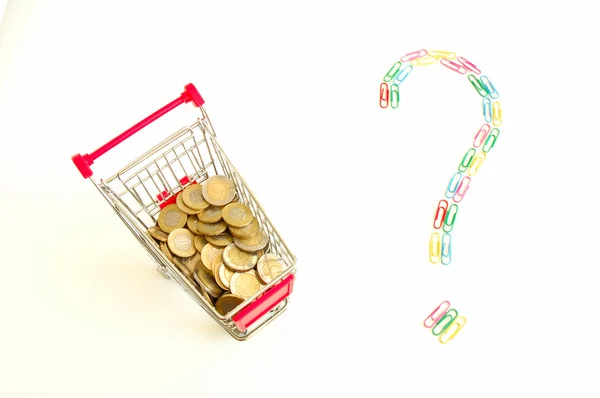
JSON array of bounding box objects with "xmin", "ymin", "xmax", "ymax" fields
[
  {"xmin": 390, "ymin": 84, "xmax": 400, "ymax": 109},
  {"xmin": 393, "ymin": 64, "xmax": 413, "ymax": 84},
  {"xmin": 483, "ymin": 97, "xmax": 492, "ymax": 123},
  {"xmin": 443, "ymin": 204, "xmax": 458, "ymax": 233},
  {"xmin": 441, "ymin": 232, "xmax": 451, "ymax": 265},
  {"xmin": 445, "ymin": 172, "xmax": 462, "ymax": 199},
  {"xmin": 432, "ymin": 308, "xmax": 458, "ymax": 335},
  {"xmin": 480, "ymin": 75, "xmax": 499, "ymax": 99}
]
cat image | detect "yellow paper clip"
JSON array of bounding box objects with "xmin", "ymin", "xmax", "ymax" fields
[
  {"xmin": 428, "ymin": 50, "xmax": 457, "ymax": 59},
  {"xmin": 467, "ymin": 151, "xmax": 486, "ymax": 176},
  {"xmin": 429, "ymin": 232, "xmax": 441, "ymax": 264},
  {"xmin": 411, "ymin": 56, "xmax": 439, "ymax": 66},
  {"xmin": 439, "ymin": 316, "xmax": 467, "ymax": 344},
  {"xmin": 493, "ymin": 101, "xmax": 502, "ymax": 126}
]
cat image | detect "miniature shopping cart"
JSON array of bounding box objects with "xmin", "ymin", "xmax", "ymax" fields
[{"xmin": 71, "ymin": 84, "xmax": 297, "ymax": 340}]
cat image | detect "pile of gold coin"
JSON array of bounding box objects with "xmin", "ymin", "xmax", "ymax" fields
[{"xmin": 147, "ymin": 175, "xmax": 287, "ymax": 317}]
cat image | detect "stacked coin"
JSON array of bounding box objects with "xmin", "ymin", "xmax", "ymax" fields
[{"xmin": 147, "ymin": 175, "xmax": 288, "ymax": 317}]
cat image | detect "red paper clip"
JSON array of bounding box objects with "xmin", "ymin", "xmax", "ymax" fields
[
  {"xmin": 400, "ymin": 49, "xmax": 428, "ymax": 62},
  {"xmin": 440, "ymin": 59, "xmax": 467, "ymax": 74},
  {"xmin": 424, "ymin": 301, "xmax": 451, "ymax": 328},
  {"xmin": 380, "ymin": 83, "xmax": 389, "ymax": 108},
  {"xmin": 473, "ymin": 124, "xmax": 491, "ymax": 148},
  {"xmin": 433, "ymin": 200, "xmax": 449, "ymax": 229},
  {"xmin": 453, "ymin": 176, "xmax": 471, "ymax": 203},
  {"xmin": 457, "ymin": 56, "xmax": 481, "ymax": 74}
]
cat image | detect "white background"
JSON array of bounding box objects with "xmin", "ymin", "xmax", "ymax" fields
[{"xmin": 1, "ymin": 1, "xmax": 599, "ymax": 397}]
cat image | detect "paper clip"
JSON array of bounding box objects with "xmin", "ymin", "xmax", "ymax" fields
[
  {"xmin": 429, "ymin": 232, "xmax": 441, "ymax": 264},
  {"xmin": 393, "ymin": 65, "xmax": 413, "ymax": 84},
  {"xmin": 433, "ymin": 200, "xmax": 449, "ymax": 229},
  {"xmin": 423, "ymin": 301, "xmax": 451, "ymax": 328},
  {"xmin": 473, "ymin": 124, "xmax": 491, "ymax": 148},
  {"xmin": 445, "ymin": 172, "xmax": 462, "ymax": 199},
  {"xmin": 457, "ymin": 56, "xmax": 481, "ymax": 74},
  {"xmin": 441, "ymin": 232, "xmax": 451, "ymax": 265},
  {"xmin": 458, "ymin": 148, "xmax": 476, "ymax": 172},
  {"xmin": 380, "ymin": 83, "xmax": 389, "ymax": 108},
  {"xmin": 383, "ymin": 61, "xmax": 402, "ymax": 83},
  {"xmin": 480, "ymin": 75, "xmax": 499, "ymax": 99},
  {"xmin": 493, "ymin": 101, "xmax": 502, "ymax": 126},
  {"xmin": 467, "ymin": 151, "xmax": 486, "ymax": 176},
  {"xmin": 432, "ymin": 308, "xmax": 458, "ymax": 335},
  {"xmin": 390, "ymin": 84, "xmax": 400, "ymax": 109},
  {"xmin": 439, "ymin": 316, "xmax": 467, "ymax": 344},
  {"xmin": 468, "ymin": 74, "xmax": 488, "ymax": 97},
  {"xmin": 400, "ymin": 49, "xmax": 428, "ymax": 62},
  {"xmin": 440, "ymin": 58, "xmax": 467, "ymax": 74},
  {"xmin": 483, "ymin": 97, "xmax": 492, "ymax": 123},
  {"xmin": 442, "ymin": 204, "xmax": 458, "ymax": 233},
  {"xmin": 482, "ymin": 128, "xmax": 500, "ymax": 153},
  {"xmin": 411, "ymin": 56, "xmax": 439, "ymax": 66},
  {"xmin": 428, "ymin": 50, "xmax": 456, "ymax": 59},
  {"xmin": 453, "ymin": 176, "xmax": 471, "ymax": 203}
]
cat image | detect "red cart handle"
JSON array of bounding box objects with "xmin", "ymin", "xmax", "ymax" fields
[{"xmin": 72, "ymin": 83, "xmax": 204, "ymax": 178}]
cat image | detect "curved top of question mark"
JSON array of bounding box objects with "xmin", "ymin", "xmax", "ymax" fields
[{"xmin": 379, "ymin": 49, "xmax": 502, "ymax": 266}]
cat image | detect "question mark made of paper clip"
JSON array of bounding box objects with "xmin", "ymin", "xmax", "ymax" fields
[{"xmin": 380, "ymin": 49, "xmax": 502, "ymax": 266}]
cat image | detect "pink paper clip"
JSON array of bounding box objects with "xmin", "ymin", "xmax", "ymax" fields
[
  {"xmin": 424, "ymin": 301, "xmax": 451, "ymax": 328},
  {"xmin": 473, "ymin": 124, "xmax": 491, "ymax": 148},
  {"xmin": 453, "ymin": 176, "xmax": 471, "ymax": 203},
  {"xmin": 400, "ymin": 49, "xmax": 428, "ymax": 62},
  {"xmin": 440, "ymin": 58, "xmax": 467, "ymax": 74},
  {"xmin": 380, "ymin": 83, "xmax": 389, "ymax": 108},
  {"xmin": 433, "ymin": 200, "xmax": 449, "ymax": 229},
  {"xmin": 457, "ymin": 56, "xmax": 481, "ymax": 74}
]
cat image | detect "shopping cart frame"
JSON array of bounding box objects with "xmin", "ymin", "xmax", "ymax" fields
[{"xmin": 72, "ymin": 84, "xmax": 297, "ymax": 340}]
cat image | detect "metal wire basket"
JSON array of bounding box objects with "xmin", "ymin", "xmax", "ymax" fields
[{"xmin": 72, "ymin": 84, "xmax": 297, "ymax": 340}]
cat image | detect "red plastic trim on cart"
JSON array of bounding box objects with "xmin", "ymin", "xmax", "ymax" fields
[{"xmin": 72, "ymin": 84, "xmax": 204, "ymax": 179}]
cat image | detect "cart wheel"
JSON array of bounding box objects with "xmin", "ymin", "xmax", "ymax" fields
[{"xmin": 156, "ymin": 265, "xmax": 170, "ymax": 279}]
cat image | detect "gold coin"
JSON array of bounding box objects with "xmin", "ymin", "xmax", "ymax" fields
[
  {"xmin": 181, "ymin": 184, "xmax": 210, "ymax": 211},
  {"xmin": 212, "ymin": 256, "xmax": 223, "ymax": 276},
  {"xmin": 257, "ymin": 253, "xmax": 286, "ymax": 284},
  {"xmin": 223, "ymin": 243, "xmax": 258, "ymax": 271},
  {"xmin": 200, "ymin": 288, "xmax": 213, "ymax": 306},
  {"xmin": 193, "ymin": 267, "xmax": 223, "ymax": 298},
  {"xmin": 172, "ymin": 256, "xmax": 192, "ymax": 278},
  {"xmin": 206, "ymin": 232, "xmax": 234, "ymax": 247},
  {"xmin": 198, "ymin": 205, "xmax": 223, "ymax": 223},
  {"xmin": 230, "ymin": 270, "xmax": 261, "ymax": 299},
  {"xmin": 160, "ymin": 242, "xmax": 174, "ymax": 262},
  {"xmin": 201, "ymin": 243, "xmax": 224, "ymax": 273},
  {"xmin": 196, "ymin": 220, "xmax": 228, "ymax": 236},
  {"xmin": 228, "ymin": 217, "xmax": 260, "ymax": 238},
  {"xmin": 222, "ymin": 202, "xmax": 253, "ymax": 228},
  {"xmin": 216, "ymin": 262, "xmax": 234, "ymax": 290},
  {"xmin": 234, "ymin": 230, "xmax": 269, "ymax": 252},
  {"xmin": 167, "ymin": 228, "xmax": 196, "ymax": 257},
  {"xmin": 182, "ymin": 251, "xmax": 202, "ymax": 273},
  {"xmin": 157, "ymin": 204, "xmax": 187, "ymax": 233},
  {"xmin": 214, "ymin": 263, "xmax": 229, "ymax": 290},
  {"xmin": 194, "ymin": 235, "xmax": 207, "ymax": 252},
  {"xmin": 148, "ymin": 226, "xmax": 168, "ymax": 242},
  {"xmin": 186, "ymin": 216, "xmax": 201, "ymax": 234},
  {"xmin": 215, "ymin": 294, "xmax": 244, "ymax": 316},
  {"xmin": 202, "ymin": 175, "xmax": 236, "ymax": 206},
  {"xmin": 176, "ymin": 192, "xmax": 202, "ymax": 215}
]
